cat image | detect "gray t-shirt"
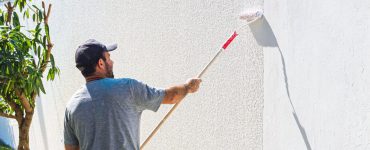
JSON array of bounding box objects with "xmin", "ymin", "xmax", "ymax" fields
[{"xmin": 64, "ymin": 78, "xmax": 165, "ymax": 150}]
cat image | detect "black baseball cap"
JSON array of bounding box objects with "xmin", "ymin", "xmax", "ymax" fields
[{"xmin": 75, "ymin": 39, "xmax": 117, "ymax": 71}]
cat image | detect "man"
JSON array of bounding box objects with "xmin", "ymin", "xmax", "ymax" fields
[{"xmin": 64, "ymin": 39, "xmax": 201, "ymax": 150}]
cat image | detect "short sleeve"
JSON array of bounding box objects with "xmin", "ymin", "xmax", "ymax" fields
[
  {"xmin": 64, "ymin": 109, "xmax": 79, "ymax": 145},
  {"xmin": 129, "ymin": 79, "xmax": 165, "ymax": 112}
]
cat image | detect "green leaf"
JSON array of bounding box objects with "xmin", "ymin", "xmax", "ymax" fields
[
  {"xmin": 47, "ymin": 68, "xmax": 53, "ymax": 80},
  {"xmin": 32, "ymin": 41, "xmax": 37, "ymax": 56},
  {"xmin": 24, "ymin": 9, "xmax": 30, "ymax": 19},
  {"xmin": 4, "ymin": 13, "xmax": 8, "ymax": 23},
  {"xmin": 55, "ymin": 67, "xmax": 60, "ymax": 76},
  {"xmin": 36, "ymin": 77, "xmax": 45, "ymax": 94},
  {"xmin": 12, "ymin": 12, "xmax": 20, "ymax": 27},
  {"xmin": 26, "ymin": 66, "xmax": 34, "ymax": 74},
  {"xmin": 5, "ymin": 80, "xmax": 12, "ymax": 93},
  {"xmin": 32, "ymin": 5, "xmax": 40, "ymax": 11},
  {"xmin": 5, "ymin": 66, "xmax": 9, "ymax": 74},
  {"xmin": 42, "ymin": 36, "xmax": 46, "ymax": 49},
  {"xmin": 34, "ymin": 24, "xmax": 41, "ymax": 39},
  {"xmin": 25, "ymin": 39, "xmax": 31, "ymax": 48},
  {"xmin": 38, "ymin": 10, "xmax": 43, "ymax": 22},
  {"xmin": 50, "ymin": 54, "xmax": 55, "ymax": 67},
  {"xmin": 0, "ymin": 14, "xmax": 4, "ymax": 25},
  {"xmin": 17, "ymin": 0, "xmax": 25, "ymax": 12},
  {"xmin": 37, "ymin": 46, "xmax": 41, "ymax": 58}
]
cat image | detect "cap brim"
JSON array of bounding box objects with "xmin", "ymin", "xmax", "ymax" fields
[{"xmin": 106, "ymin": 44, "xmax": 118, "ymax": 51}]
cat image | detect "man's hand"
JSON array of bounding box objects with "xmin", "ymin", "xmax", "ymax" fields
[
  {"xmin": 185, "ymin": 78, "xmax": 202, "ymax": 93},
  {"xmin": 162, "ymin": 78, "xmax": 202, "ymax": 104}
]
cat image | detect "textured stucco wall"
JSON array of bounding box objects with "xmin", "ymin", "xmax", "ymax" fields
[
  {"xmin": 263, "ymin": 0, "xmax": 370, "ymax": 149},
  {"xmin": 19, "ymin": 0, "xmax": 264, "ymax": 149}
]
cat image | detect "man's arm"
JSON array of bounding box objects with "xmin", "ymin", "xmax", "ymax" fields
[
  {"xmin": 65, "ymin": 145, "xmax": 79, "ymax": 150},
  {"xmin": 162, "ymin": 78, "xmax": 202, "ymax": 104}
]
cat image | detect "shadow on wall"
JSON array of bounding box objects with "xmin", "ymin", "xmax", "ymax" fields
[
  {"xmin": 36, "ymin": 97, "xmax": 50, "ymax": 150},
  {"xmin": 249, "ymin": 17, "xmax": 312, "ymax": 150},
  {"xmin": 249, "ymin": 17, "xmax": 278, "ymax": 47}
]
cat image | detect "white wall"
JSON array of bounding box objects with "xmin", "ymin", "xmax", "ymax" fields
[
  {"xmin": 25, "ymin": 0, "xmax": 264, "ymax": 149},
  {"xmin": 263, "ymin": 0, "xmax": 370, "ymax": 149}
]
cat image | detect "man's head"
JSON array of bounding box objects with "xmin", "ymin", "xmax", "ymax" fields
[{"xmin": 75, "ymin": 39, "xmax": 117, "ymax": 79}]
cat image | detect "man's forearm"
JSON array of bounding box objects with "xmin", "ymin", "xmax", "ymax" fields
[
  {"xmin": 162, "ymin": 78, "xmax": 201, "ymax": 104},
  {"xmin": 162, "ymin": 84, "xmax": 189, "ymax": 104},
  {"xmin": 65, "ymin": 145, "xmax": 79, "ymax": 150}
]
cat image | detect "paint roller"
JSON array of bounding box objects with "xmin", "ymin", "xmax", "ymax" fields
[
  {"xmin": 140, "ymin": 7, "xmax": 264, "ymax": 149},
  {"xmin": 198, "ymin": 7, "xmax": 263, "ymax": 78}
]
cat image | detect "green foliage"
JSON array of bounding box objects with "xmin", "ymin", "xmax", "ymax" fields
[
  {"xmin": 0, "ymin": 138, "xmax": 13, "ymax": 150},
  {"xmin": 0, "ymin": 0, "xmax": 58, "ymax": 115}
]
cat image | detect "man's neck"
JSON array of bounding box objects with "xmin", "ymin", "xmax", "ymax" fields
[{"xmin": 85, "ymin": 75, "xmax": 106, "ymax": 83}]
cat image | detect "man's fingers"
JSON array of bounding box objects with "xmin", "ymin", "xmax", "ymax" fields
[{"xmin": 186, "ymin": 78, "xmax": 202, "ymax": 93}]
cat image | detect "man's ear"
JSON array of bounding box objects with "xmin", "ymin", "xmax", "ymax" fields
[{"xmin": 97, "ymin": 59, "xmax": 105, "ymax": 69}]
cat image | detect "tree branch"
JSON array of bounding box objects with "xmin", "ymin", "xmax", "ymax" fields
[
  {"xmin": 5, "ymin": 2, "xmax": 15, "ymax": 25},
  {"xmin": 42, "ymin": 1, "xmax": 52, "ymax": 24},
  {"xmin": 39, "ymin": 1, "xmax": 53, "ymax": 73},
  {"xmin": 4, "ymin": 95, "xmax": 24, "ymax": 123},
  {"xmin": 30, "ymin": 91, "xmax": 37, "ymax": 108},
  {"xmin": 0, "ymin": 111, "xmax": 16, "ymax": 119},
  {"xmin": 15, "ymin": 89, "xmax": 33, "ymax": 113}
]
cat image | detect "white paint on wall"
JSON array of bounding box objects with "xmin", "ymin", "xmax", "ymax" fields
[
  {"xmin": 22, "ymin": 0, "xmax": 264, "ymax": 149},
  {"xmin": 263, "ymin": 0, "xmax": 370, "ymax": 149}
]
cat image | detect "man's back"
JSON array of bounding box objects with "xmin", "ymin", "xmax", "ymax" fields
[{"xmin": 64, "ymin": 78, "xmax": 165, "ymax": 150}]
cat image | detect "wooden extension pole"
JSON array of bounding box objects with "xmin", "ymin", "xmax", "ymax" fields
[{"xmin": 140, "ymin": 32, "xmax": 238, "ymax": 149}]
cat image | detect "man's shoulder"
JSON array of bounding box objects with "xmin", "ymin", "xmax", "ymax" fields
[{"xmin": 66, "ymin": 86, "xmax": 89, "ymax": 110}]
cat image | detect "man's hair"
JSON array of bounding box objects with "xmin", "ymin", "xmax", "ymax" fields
[{"xmin": 80, "ymin": 51, "xmax": 107, "ymax": 77}]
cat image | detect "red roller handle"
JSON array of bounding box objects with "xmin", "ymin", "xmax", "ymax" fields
[{"xmin": 222, "ymin": 31, "xmax": 238, "ymax": 49}]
